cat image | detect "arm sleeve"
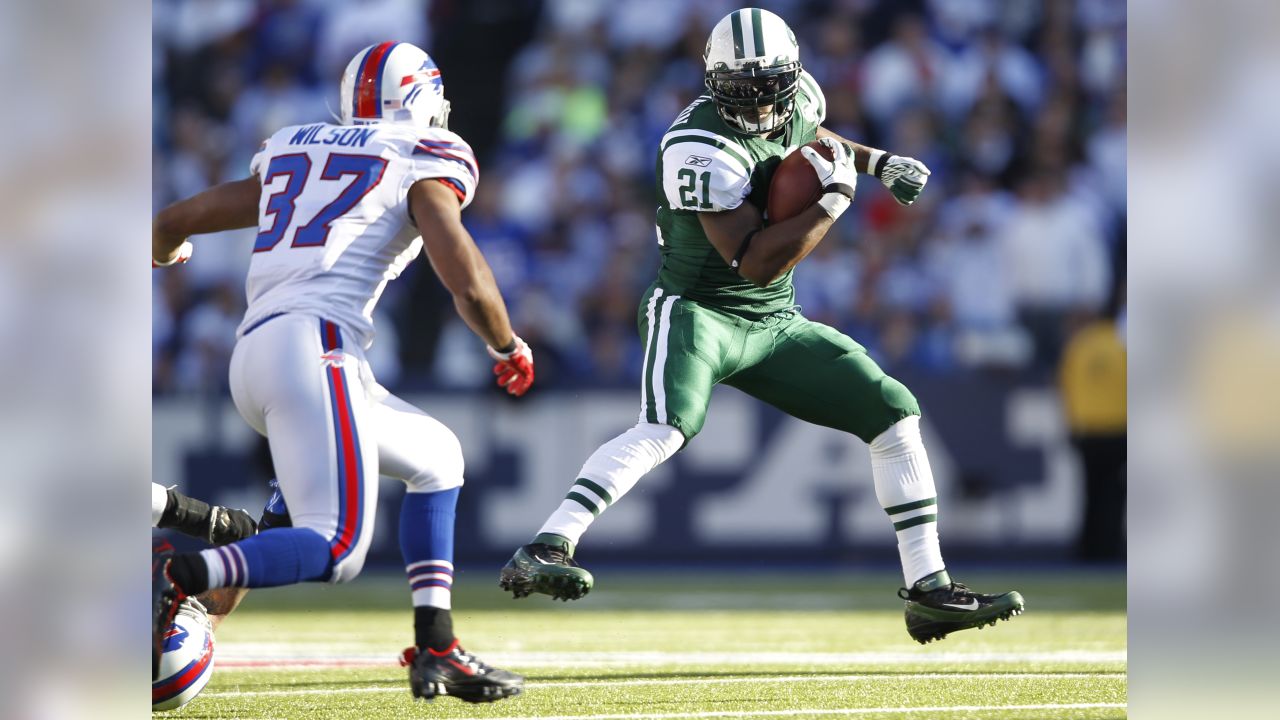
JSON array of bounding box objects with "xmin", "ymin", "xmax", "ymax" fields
[
  {"xmin": 660, "ymin": 140, "xmax": 752, "ymax": 213},
  {"xmin": 404, "ymin": 130, "xmax": 480, "ymax": 210}
]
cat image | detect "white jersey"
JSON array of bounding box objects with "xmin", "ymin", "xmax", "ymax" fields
[{"xmin": 238, "ymin": 121, "xmax": 478, "ymax": 349}]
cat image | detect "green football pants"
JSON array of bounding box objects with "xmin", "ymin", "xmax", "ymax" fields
[{"xmin": 637, "ymin": 285, "xmax": 919, "ymax": 443}]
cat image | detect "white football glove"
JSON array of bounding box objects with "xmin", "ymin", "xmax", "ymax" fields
[
  {"xmin": 879, "ymin": 155, "xmax": 931, "ymax": 206},
  {"xmin": 153, "ymin": 240, "xmax": 194, "ymax": 268},
  {"xmin": 800, "ymin": 137, "xmax": 858, "ymax": 219}
]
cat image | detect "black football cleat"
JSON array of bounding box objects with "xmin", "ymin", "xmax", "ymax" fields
[
  {"xmin": 499, "ymin": 534, "xmax": 593, "ymax": 601},
  {"xmin": 151, "ymin": 540, "xmax": 188, "ymax": 680},
  {"xmin": 900, "ymin": 571, "xmax": 1024, "ymax": 644},
  {"xmin": 400, "ymin": 641, "xmax": 523, "ymax": 703}
]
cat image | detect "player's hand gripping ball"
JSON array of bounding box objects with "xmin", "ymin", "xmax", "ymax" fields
[
  {"xmin": 767, "ymin": 138, "xmax": 857, "ymax": 222},
  {"xmin": 488, "ymin": 335, "xmax": 535, "ymax": 397}
]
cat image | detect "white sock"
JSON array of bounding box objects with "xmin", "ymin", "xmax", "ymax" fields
[
  {"xmin": 870, "ymin": 416, "xmax": 947, "ymax": 586},
  {"xmin": 538, "ymin": 423, "xmax": 685, "ymax": 547},
  {"xmin": 406, "ymin": 560, "xmax": 453, "ymax": 609},
  {"xmin": 152, "ymin": 482, "xmax": 169, "ymax": 528}
]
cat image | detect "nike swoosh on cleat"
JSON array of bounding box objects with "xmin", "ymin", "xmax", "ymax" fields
[{"xmin": 941, "ymin": 599, "xmax": 980, "ymax": 611}]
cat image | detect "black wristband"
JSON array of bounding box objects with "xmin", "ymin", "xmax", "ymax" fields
[
  {"xmin": 872, "ymin": 152, "xmax": 891, "ymax": 179},
  {"xmin": 495, "ymin": 338, "xmax": 517, "ymax": 354},
  {"xmin": 159, "ymin": 487, "xmax": 213, "ymax": 539},
  {"xmin": 823, "ymin": 182, "xmax": 856, "ymax": 200},
  {"xmin": 730, "ymin": 228, "xmax": 760, "ymax": 274}
]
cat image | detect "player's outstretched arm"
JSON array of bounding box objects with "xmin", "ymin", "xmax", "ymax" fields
[
  {"xmin": 409, "ymin": 179, "xmax": 514, "ymax": 350},
  {"xmin": 409, "ymin": 178, "xmax": 533, "ymax": 395},
  {"xmin": 152, "ymin": 176, "xmax": 261, "ymax": 265},
  {"xmin": 816, "ymin": 127, "xmax": 931, "ymax": 206}
]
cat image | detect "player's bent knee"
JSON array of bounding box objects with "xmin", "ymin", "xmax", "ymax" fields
[
  {"xmin": 579, "ymin": 422, "xmax": 684, "ymax": 482},
  {"xmin": 404, "ymin": 438, "xmax": 465, "ymax": 493},
  {"xmin": 869, "ymin": 414, "xmax": 924, "ymax": 458},
  {"xmin": 652, "ymin": 414, "xmax": 700, "ymax": 445},
  {"xmin": 635, "ymin": 422, "xmax": 686, "ymax": 454},
  {"xmin": 879, "ymin": 376, "xmax": 920, "ymax": 416},
  {"xmin": 322, "ymin": 525, "xmax": 375, "ymax": 584},
  {"xmin": 401, "ymin": 422, "xmax": 466, "ymax": 493},
  {"xmin": 857, "ymin": 376, "xmax": 921, "ymax": 443},
  {"xmin": 404, "ymin": 469, "xmax": 463, "ymax": 493},
  {"xmin": 326, "ymin": 546, "xmax": 370, "ymax": 584}
]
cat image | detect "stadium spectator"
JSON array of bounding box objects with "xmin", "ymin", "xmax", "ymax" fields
[
  {"xmin": 153, "ymin": 0, "xmax": 1125, "ymax": 392},
  {"xmin": 860, "ymin": 14, "xmax": 949, "ymax": 130},
  {"xmin": 1059, "ymin": 293, "xmax": 1127, "ymax": 561},
  {"xmin": 999, "ymin": 166, "xmax": 1110, "ymax": 367}
]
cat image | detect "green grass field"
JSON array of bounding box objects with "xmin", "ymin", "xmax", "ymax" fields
[{"xmin": 164, "ymin": 568, "xmax": 1126, "ymax": 719}]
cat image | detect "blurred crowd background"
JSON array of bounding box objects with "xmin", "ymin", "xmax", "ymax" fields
[{"xmin": 152, "ymin": 0, "xmax": 1126, "ymax": 396}]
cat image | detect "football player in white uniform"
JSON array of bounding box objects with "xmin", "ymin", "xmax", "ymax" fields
[
  {"xmin": 149, "ymin": 482, "xmax": 255, "ymax": 695},
  {"xmin": 151, "ymin": 42, "xmax": 529, "ymax": 703}
]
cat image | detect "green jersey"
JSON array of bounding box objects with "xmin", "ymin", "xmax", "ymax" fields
[{"xmin": 653, "ymin": 70, "xmax": 827, "ymax": 319}]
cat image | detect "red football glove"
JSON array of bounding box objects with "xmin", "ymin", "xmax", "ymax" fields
[
  {"xmin": 153, "ymin": 240, "xmax": 193, "ymax": 268},
  {"xmin": 487, "ymin": 335, "xmax": 534, "ymax": 397}
]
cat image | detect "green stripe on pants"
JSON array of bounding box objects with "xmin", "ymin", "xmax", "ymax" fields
[
  {"xmin": 641, "ymin": 289, "xmax": 664, "ymax": 422},
  {"xmin": 643, "ymin": 293, "xmax": 679, "ymax": 425}
]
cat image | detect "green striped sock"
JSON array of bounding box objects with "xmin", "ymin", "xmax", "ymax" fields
[
  {"xmin": 564, "ymin": 477, "xmax": 614, "ymax": 517},
  {"xmin": 883, "ymin": 496, "xmax": 945, "ymax": 586}
]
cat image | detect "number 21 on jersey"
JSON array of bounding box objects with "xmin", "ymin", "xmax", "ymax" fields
[
  {"xmin": 254, "ymin": 153, "xmax": 389, "ymax": 253},
  {"xmin": 676, "ymin": 168, "xmax": 712, "ymax": 210}
]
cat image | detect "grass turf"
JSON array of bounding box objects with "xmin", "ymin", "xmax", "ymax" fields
[{"xmin": 162, "ymin": 569, "xmax": 1126, "ymax": 719}]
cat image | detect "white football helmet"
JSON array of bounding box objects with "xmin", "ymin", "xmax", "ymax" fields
[
  {"xmin": 704, "ymin": 8, "xmax": 802, "ymax": 135},
  {"xmin": 339, "ymin": 42, "xmax": 451, "ymax": 129}
]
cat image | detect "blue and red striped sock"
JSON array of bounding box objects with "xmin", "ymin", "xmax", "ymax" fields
[
  {"xmin": 197, "ymin": 528, "xmax": 333, "ymax": 589},
  {"xmin": 400, "ymin": 488, "xmax": 458, "ymax": 650}
]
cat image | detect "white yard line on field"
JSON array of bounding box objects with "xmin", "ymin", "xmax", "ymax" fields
[
  {"xmin": 444, "ymin": 705, "xmax": 1127, "ymax": 720},
  {"xmin": 203, "ymin": 672, "xmax": 1126, "ymax": 698},
  {"xmin": 441, "ymin": 704, "xmax": 1127, "ymax": 720},
  {"xmin": 217, "ymin": 648, "xmax": 1126, "ymax": 670}
]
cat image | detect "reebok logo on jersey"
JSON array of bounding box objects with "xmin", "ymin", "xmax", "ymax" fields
[
  {"xmin": 684, "ymin": 155, "xmax": 713, "ymax": 167},
  {"xmin": 321, "ymin": 351, "xmax": 346, "ymax": 368}
]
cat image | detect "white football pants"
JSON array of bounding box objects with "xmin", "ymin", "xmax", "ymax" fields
[{"xmin": 228, "ymin": 313, "xmax": 464, "ymax": 583}]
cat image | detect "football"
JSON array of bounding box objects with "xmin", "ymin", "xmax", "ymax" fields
[
  {"xmin": 766, "ymin": 141, "xmax": 833, "ymax": 223},
  {"xmin": 152, "ymin": 599, "xmax": 216, "ymax": 711}
]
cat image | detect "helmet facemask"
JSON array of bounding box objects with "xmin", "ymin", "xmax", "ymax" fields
[{"xmin": 705, "ymin": 61, "xmax": 801, "ymax": 136}]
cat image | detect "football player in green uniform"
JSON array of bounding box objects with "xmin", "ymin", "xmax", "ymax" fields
[{"xmin": 500, "ymin": 8, "xmax": 1024, "ymax": 643}]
